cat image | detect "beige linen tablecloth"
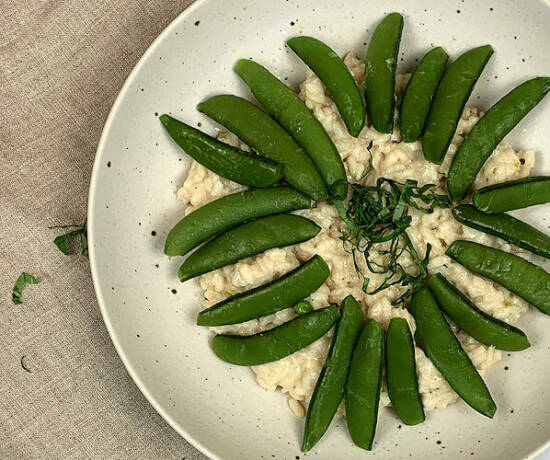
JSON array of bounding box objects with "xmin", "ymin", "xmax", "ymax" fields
[{"xmin": 0, "ymin": 1, "xmax": 205, "ymax": 458}]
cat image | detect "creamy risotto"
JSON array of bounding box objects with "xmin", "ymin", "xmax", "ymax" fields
[{"xmin": 177, "ymin": 53, "xmax": 535, "ymax": 418}]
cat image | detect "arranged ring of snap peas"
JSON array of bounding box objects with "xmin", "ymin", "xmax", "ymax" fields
[
  {"xmin": 448, "ymin": 78, "xmax": 550, "ymax": 200},
  {"xmin": 197, "ymin": 256, "xmax": 329, "ymax": 326},
  {"xmin": 399, "ymin": 46, "xmax": 449, "ymax": 143},
  {"xmin": 385, "ymin": 317, "xmax": 425, "ymax": 426},
  {"xmin": 473, "ymin": 176, "xmax": 550, "ymax": 213},
  {"xmin": 165, "ymin": 187, "xmax": 310, "ymax": 257},
  {"xmin": 302, "ymin": 296, "xmax": 364, "ymax": 452},
  {"xmin": 447, "ymin": 240, "xmax": 550, "ymax": 315},
  {"xmin": 234, "ymin": 59, "xmax": 348, "ymax": 199},
  {"xmin": 410, "ymin": 288, "xmax": 496, "ymax": 418},
  {"xmin": 159, "ymin": 114, "xmax": 282, "ymax": 187},
  {"xmin": 345, "ymin": 319, "xmax": 385, "ymax": 451},
  {"xmin": 364, "ymin": 12, "xmax": 404, "ymax": 134},
  {"xmin": 287, "ymin": 36, "xmax": 365, "ymax": 137},
  {"xmin": 422, "ymin": 45, "xmax": 493, "ymax": 164},
  {"xmin": 211, "ymin": 306, "xmax": 340, "ymax": 366},
  {"xmin": 453, "ymin": 204, "xmax": 550, "ymax": 259},
  {"xmin": 178, "ymin": 214, "xmax": 320, "ymax": 282},
  {"xmin": 428, "ymin": 273, "xmax": 530, "ymax": 351},
  {"xmin": 197, "ymin": 95, "xmax": 328, "ymax": 201}
]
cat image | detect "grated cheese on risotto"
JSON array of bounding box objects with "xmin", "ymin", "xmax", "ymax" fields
[{"xmin": 176, "ymin": 53, "xmax": 535, "ymax": 417}]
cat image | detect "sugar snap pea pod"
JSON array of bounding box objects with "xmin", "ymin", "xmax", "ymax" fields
[
  {"xmin": 302, "ymin": 295, "xmax": 364, "ymax": 452},
  {"xmin": 422, "ymin": 45, "xmax": 494, "ymax": 164},
  {"xmin": 364, "ymin": 12, "xmax": 404, "ymax": 134},
  {"xmin": 345, "ymin": 319, "xmax": 384, "ymax": 451},
  {"xmin": 399, "ymin": 47, "xmax": 449, "ymax": 142},
  {"xmin": 211, "ymin": 306, "xmax": 340, "ymax": 366},
  {"xmin": 446, "ymin": 240, "xmax": 550, "ymax": 315},
  {"xmin": 159, "ymin": 115, "xmax": 282, "ymax": 187},
  {"xmin": 428, "ymin": 273, "xmax": 530, "ymax": 351},
  {"xmin": 197, "ymin": 256, "xmax": 329, "ymax": 326},
  {"xmin": 453, "ymin": 204, "xmax": 550, "ymax": 259},
  {"xmin": 448, "ymin": 78, "xmax": 550, "ymax": 200},
  {"xmin": 410, "ymin": 288, "xmax": 496, "ymax": 418},
  {"xmin": 385, "ymin": 318, "xmax": 425, "ymax": 425},
  {"xmin": 165, "ymin": 187, "xmax": 310, "ymax": 257},
  {"xmin": 197, "ymin": 95, "xmax": 328, "ymax": 201},
  {"xmin": 178, "ymin": 214, "xmax": 320, "ymax": 282},
  {"xmin": 234, "ymin": 59, "xmax": 348, "ymax": 199},
  {"xmin": 472, "ymin": 176, "xmax": 550, "ymax": 213},
  {"xmin": 287, "ymin": 36, "xmax": 365, "ymax": 137}
]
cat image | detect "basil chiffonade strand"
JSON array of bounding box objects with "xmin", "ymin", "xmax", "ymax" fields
[
  {"xmin": 448, "ymin": 77, "xmax": 550, "ymax": 200},
  {"xmin": 410, "ymin": 288, "xmax": 496, "ymax": 418},
  {"xmin": 234, "ymin": 59, "xmax": 348, "ymax": 199},
  {"xmin": 386, "ymin": 317, "xmax": 425, "ymax": 425},
  {"xmin": 452, "ymin": 204, "xmax": 550, "ymax": 259},
  {"xmin": 159, "ymin": 115, "xmax": 282, "ymax": 187},
  {"xmin": 197, "ymin": 256, "xmax": 329, "ymax": 326},
  {"xmin": 345, "ymin": 319, "xmax": 385, "ymax": 451},
  {"xmin": 472, "ymin": 176, "xmax": 550, "ymax": 214},
  {"xmin": 364, "ymin": 12, "xmax": 404, "ymax": 134},
  {"xmin": 422, "ymin": 45, "xmax": 493, "ymax": 164},
  {"xmin": 165, "ymin": 187, "xmax": 311, "ymax": 257},
  {"xmin": 446, "ymin": 240, "xmax": 550, "ymax": 315},
  {"xmin": 211, "ymin": 306, "xmax": 340, "ymax": 366},
  {"xmin": 178, "ymin": 214, "xmax": 320, "ymax": 282},
  {"xmin": 428, "ymin": 273, "xmax": 530, "ymax": 351},
  {"xmin": 287, "ymin": 36, "xmax": 365, "ymax": 137},
  {"xmin": 302, "ymin": 295, "xmax": 364, "ymax": 452},
  {"xmin": 399, "ymin": 46, "xmax": 449, "ymax": 143},
  {"xmin": 197, "ymin": 95, "xmax": 328, "ymax": 201}
]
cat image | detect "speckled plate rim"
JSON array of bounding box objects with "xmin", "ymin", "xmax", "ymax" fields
[
  {"xmin": 86, "ymin": 2, "xmax": 550, "ymax": 459},
  {"xmin": 87, "ymin": 1, "xmax": 218, "ymax": 458}
]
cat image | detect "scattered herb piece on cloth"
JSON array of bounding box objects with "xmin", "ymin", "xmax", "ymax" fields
[
  {"xmin": 12, "ymin": 272, "xmax": 38, "ymax": 305},
  {"xmin": 50, "ymin": 222, "xmax": 88, "ymax": 256}
]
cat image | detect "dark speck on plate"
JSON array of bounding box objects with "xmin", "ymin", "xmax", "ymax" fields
[
  {"xmin": 151, "ymin": 231, "xmax": 157, "ymax": 236},
  {"xmin": 194, "ymin": 20, "xmax": 200, "ymax": 26},
  {"xmin": 107, "ymin": 161, "xmax": 111, "ymax": 167}
]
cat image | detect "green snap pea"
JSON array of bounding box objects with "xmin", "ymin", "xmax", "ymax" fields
[
  {"xmin": 385, "ymin": 318, "xmax": 425, "ymax": 425},
  {"xmin": 364, "ymin": 12, "xmax": 404, "ymax": 134},
  {"xmin": 399, "ymin": 47, "xmax": 449, "ymax": 142},
  {"xmin": 295, "ymin": 300, "xmax": 314, "ymax": 316},
  {"xmin": 179, "ymin": 214, "xmax": 320, "ymax": 282},
  {"xmin": 165, "ymin": 187, "xmax": 310, "ymax": 257},
  {"xmin": 453, "ymin": 204, "xmax": 550, "ymax": 259},
  {"xmin": 211, "ymin": 306, "xmax": 340, "ymax": 366},
  {"xmin": 428, "ymin": 274, "xmax": 530, "ymax": 351},
  {"xmin": 410, "ymin": 288, "xmax": 496, "ymax": 418},
  {"xmin": 159, "ymin": 114, "xmax": 282, "ymax": 187},
  {"xmin": 472, "ymin": 176, "xmax": 550, "ymax": 213},
  {"xmin": 446, "ymin": 240, "xmax": 550, "ymax": 315},
  {"xmin": 287, "ymin": 36, "xmax": 365, "ymax": 137},
  {"xmin": 197, "ymin": 256, "xmax": 329, "ymax": 326},
  {"xmin": 234, "ymin": 59, "xmax": 348, "ymax": 199},
  {"xmin": 345, "ymin": 319, "xmax": 384, "ymax": 451},
  {"xmin": 448, "ymin": 78, "xmax": 550, "ymax": 200},
  {"xmin": 422, "ymin": 45, "xmax": 493, "ymax": 164},
  {"xmin": 197, "ymin": 95, "xmax": 328, "ymax": 201},
  {"xmin": 302, "ymin": 295, "xmax": 364, "ymax": 452}
]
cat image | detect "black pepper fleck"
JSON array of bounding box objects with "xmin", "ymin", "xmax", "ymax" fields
[
  {"xmin": 457, "ymin": 9, "xmax": 460, "ymax": 13},
  {"xmin": 151, "ymin": 231, "xmax": 157, "ymax": 236},
  {"xmin": 172, "ymin": 289, "xmax": 177, "ymax": 294},
  {"xmin": 520, "ymin": 158, "xmax": 525, "ymax": 165},
  {"xmin": 194, "ymin": 20, "xmax": 200, "ymax": 26},
  {"xmin": 107, "ymin": 161, "xmax": 111, "ymax": 167},
  {"xmin": 290, "ymin": 21, "xmax": 295, "ymax": 26},
  {"xmin": 437, "ymin": 440, "xmax": 442, "ymax": 445},
  {"xmin": 154, "ymin": 112, "xmax": 158, "ymax": 116},
  {"xmin": 504, "ymin": 366, "xmax": 509, "ymax": 370},
  {"xmin": 137, "ymin": 334, "xmax": 140, "ymax": 338}
]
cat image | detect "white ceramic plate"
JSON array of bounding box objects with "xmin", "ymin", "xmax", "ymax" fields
[{"xmin": 88, "ymin": 0, "xmax": 550, "ymax": 458}]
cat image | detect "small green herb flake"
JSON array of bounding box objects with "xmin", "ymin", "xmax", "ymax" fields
[
  {"xmin": 50, "ymin": 222, "xmax": 88, "ymax": 256},
  {"xmin": 12, "ymin": 272, "xmax": 38, "ymax": 305}
]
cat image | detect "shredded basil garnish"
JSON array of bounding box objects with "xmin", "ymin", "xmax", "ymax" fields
[
  {"xmin": 335, "ymin": 178, "xmax": 450, "ymax": 306},
  {"xmin": 50, "ymin": 222, "xmax": 88, "ymax": 256},
  {"xmin": 12, "ymin": 272, "xmax": 38, "ymax": 305}
]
